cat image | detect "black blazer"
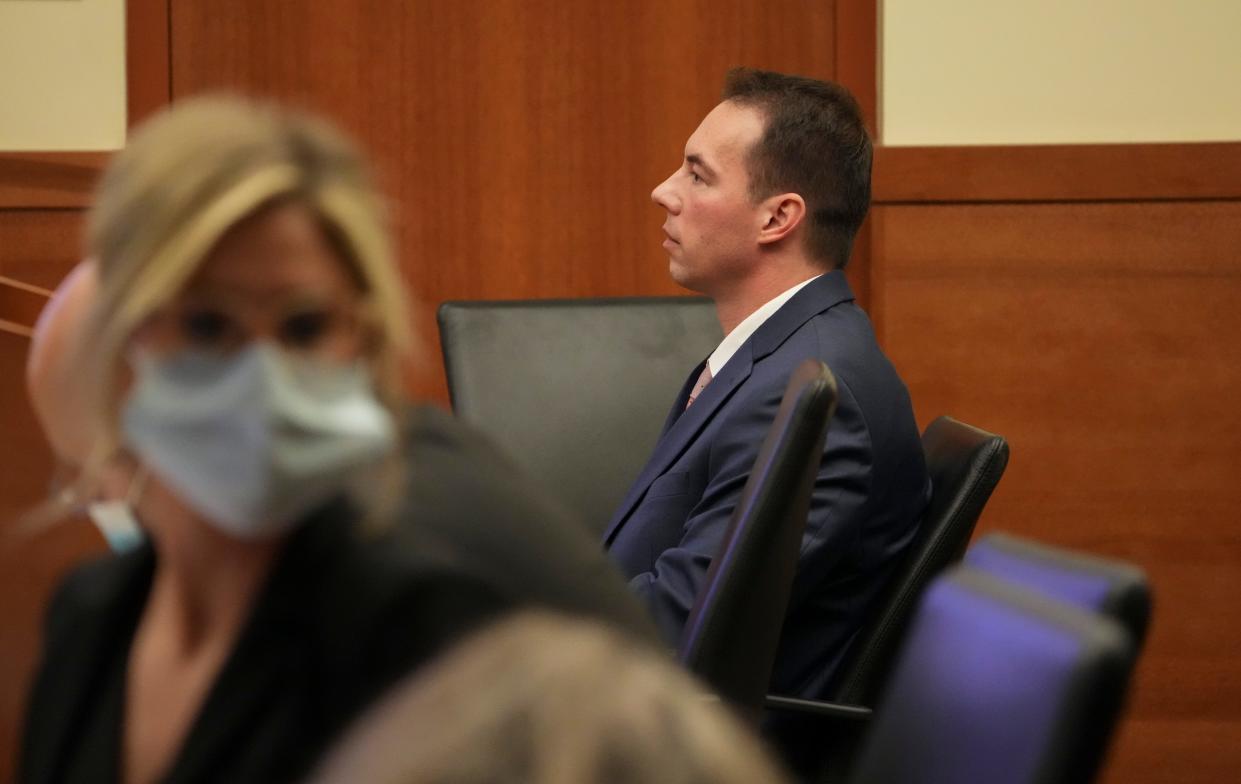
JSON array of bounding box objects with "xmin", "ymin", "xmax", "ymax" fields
[
  {"xmin": 18, "ymin": 499, "xmax": 504, "ymax": 784},
  {"xmin": 394, "ymin": 405, "xmax": 659, "ymax": 643}
]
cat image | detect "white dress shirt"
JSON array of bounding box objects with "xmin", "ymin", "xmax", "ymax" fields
[{"xmin": 705, "ymin": 275, "xmax": 821, "ymax": 376}]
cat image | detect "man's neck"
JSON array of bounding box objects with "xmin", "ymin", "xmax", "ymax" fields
[{"xmin": 712, "ymin": 259, "xmax": 823, "ymax": 335}]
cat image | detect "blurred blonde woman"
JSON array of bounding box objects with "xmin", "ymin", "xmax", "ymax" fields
[
  {"xmin": 311, "ymin": 612, "xmax": 791, "ymax": 784},
  {"xmin": 18, "ymin": 96, "xmax": 504, "ymax": 784}
]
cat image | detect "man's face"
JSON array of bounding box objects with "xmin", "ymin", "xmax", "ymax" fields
[{"xmin": 651, "ymin": 101, "xmax": 766, "ymax": 296}]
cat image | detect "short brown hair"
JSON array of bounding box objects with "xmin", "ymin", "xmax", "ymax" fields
[{"xmin": 723, "ymin": 68, "xmax": 872, "ymax": 269}]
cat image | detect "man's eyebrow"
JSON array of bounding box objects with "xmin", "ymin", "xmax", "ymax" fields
[{"xmin": 685, "ymin": 153, "xmax": 716, "ymax": 178}]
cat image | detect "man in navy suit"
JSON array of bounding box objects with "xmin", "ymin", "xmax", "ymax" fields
[{"xmin": 604, "ymin": 68, "xmax": 931, "ymax": 701}]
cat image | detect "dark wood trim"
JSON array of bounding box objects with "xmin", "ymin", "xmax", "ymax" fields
[
  {"xmin": 0, "ymin": 276, "xmax": 52, "ymax": 332},
  {"xmin": 0, "ymin": 153, "xmax": 110, "ymax": 209},
  {"xmin": 127, "ymin": 0, "xmax": 172, "ymax": 127},
  {"xmin": 833, "ymin": 0, "xmax": 880, "ymax": 320},
  {"xmin": 834, "ymin": 0, "xmax": 879, "ymax": 135},
  {"xmin": 874, "ymin": 142, "xmax": 1241, "ymax": 204},
  {"xmin": 0, "ymin": 0, "xmax": 170, "ymax": 209}
]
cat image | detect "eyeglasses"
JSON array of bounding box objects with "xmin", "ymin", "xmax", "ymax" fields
[{"xmin": 136, "ymin": 295, "xmax": 372, "ymax": 362}]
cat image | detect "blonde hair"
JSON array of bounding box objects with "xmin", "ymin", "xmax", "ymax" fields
[
  {"xmin": 311, "ymin": 612, "xmax": 790, "ymax": 784},
  {"xmin": 75, "ymin": 95, "xmax": 412, "ymax": 525}
]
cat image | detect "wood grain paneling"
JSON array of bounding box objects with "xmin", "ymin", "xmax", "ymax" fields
[
  {"xmin": 0, "ymin": 276, "xmax": 50, "ymax": 336},
  {"xmin": 832, "ymin": 0, "xmax": 878, "ymax": 335},
  {"xmin": 0, "ymin": 226, "xmax": 93, "ymax": 773},
  {"xmin": 0, "ymin": 3, "xmax": 171, "ymax": 773},
  {"xmin": 874, "ymin": 143, "xmax": 1241, "ymax": 204},
  {"xmin": 874, "ymin": 200, "xmax": 1241, "ymax": 783},
  {"xmin": 834, "ymin": 0, "xmax": 878, "ymax": 132},
  {"xmin": 0, "ymin": 210, "xmax": 86, "ymax": 290},
  {"xmin": 169, "ymin": 0, "xmax": 839, "ymax": 400},
  {"xmin": 0, "ymin": 272, "xmax": 105, "ymax": 783},
  {"xmin": 126, "ymin": 0, "xmax": 171, "ymax": 127},
  {"xmin": 0, "ymin": 154, "xmax": 109, "ymax": 209},
  {"xmin": 0, "ymin": 325, "xmax": 106, "ymax": 784}
]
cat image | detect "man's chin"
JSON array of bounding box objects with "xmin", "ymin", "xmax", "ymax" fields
[{"xmin": 667, "ymin": 261, "xmax": 706, "ymax": 294}]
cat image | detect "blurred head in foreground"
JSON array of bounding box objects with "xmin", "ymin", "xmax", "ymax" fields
[
  {"xmin": 310, "ymin": 612, "xmax": 789, "ymax": 784},
  {"xmin": 67, "ymin": 94, "xmax": 413, "ymax": 540},
  {"xmin": 26, "ymin": 260, "xmax": 100, "ymax": 468},
  {"xmin": 24, "ymin": 259, "xmax": 139, "ymax": 548}
]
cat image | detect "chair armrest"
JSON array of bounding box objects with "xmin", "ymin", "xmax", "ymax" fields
[{"xmin": 763, "ymin": 694, "xmax": 873, "ymax": 721}]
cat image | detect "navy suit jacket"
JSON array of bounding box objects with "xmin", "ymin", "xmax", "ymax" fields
[{"xmin": 604, "ymin": 271, "xmax": 931, "ymax": 699}]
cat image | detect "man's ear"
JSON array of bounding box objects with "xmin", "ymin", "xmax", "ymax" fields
[{"xmin": 757, "ymin": 193, "xmax": 806, "ymax": 246}]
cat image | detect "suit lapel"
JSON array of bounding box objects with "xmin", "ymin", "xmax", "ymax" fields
[
  {"xmin": 658, "ymin": 358, "xmax": 707, "ymax": 439},
  {"xmin": 602, "ymin": 271, "xmax": 856, "ymax": 547},
  {"xmin": 749, "ymin": 270, "xmax": 854, "ymax": 361},
  {"xmin": 603, "ymin": 348, "xmax": 754, "ymax": 545}
]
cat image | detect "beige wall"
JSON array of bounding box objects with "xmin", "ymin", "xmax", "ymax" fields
[
  {"xmin": 0, "ymin": 0, "xmax": 126, "ymax": 151},
  {"xmin": 881, "ymin": 0, "xmax": 1241, "ymax": 146}
]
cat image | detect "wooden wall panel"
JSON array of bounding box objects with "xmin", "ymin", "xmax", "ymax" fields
[
  {"xmin": 0, "ymin": 154, "xmax": 109, "ymax": 209},
  {"xmin": 0, "ymin": 211, "xmax": 94, "ymax": 784},
  {"xmin": 0, "ymin": 321, "xmax": 106, "ymax": 784},
  {"xmin": 873, "ymin": 200, "xmax": 1241, "ymax": 783},
  {"xmin": 874, "ymin": 143, "xmax": 1241, "ymax": 203},
  {"xmin": 0, "ymin": 210, "xmax": 86, "ymax": 290},
  {"xmin": 168, "ymin": 0, "xmax": 838, "ymax": 400},
  {"xmin": 125, "ymin": 0, "xmax": 171, "ymax": 127},
  {"xmin": 0, "ymin": 206, "xmax": 92, "ymax": 784},
  {"xmin": 0, "ymin": 3, "xmax": 171, "ymax": 774}
]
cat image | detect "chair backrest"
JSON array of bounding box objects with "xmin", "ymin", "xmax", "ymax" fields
[
  {"xmin": 829, "ymin": 416, "xmax": 1010, "ymax": 706},
  {"xmin": 437, "ymin": 297, "xmax": 721, "ymax": 535},
  {"xmin": 679, "ymin": 360, "xmax": 838, "ymax": 723},
  {"xmin": 849, "ymin": 567, "xmax": 1137, "ymax": 784},
  {"xmin": 965, "ymin": 532, "xmax": 1152, "ymax": 647}
]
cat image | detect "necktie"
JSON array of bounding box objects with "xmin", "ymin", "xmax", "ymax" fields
[{"xmin": 686, "ymin": 363, "xmax": 713, "ymax": 410}]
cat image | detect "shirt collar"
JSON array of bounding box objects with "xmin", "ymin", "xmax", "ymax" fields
[{"xmin": 706, "ymin": 275, "xmax": 821, "ymax": 376}]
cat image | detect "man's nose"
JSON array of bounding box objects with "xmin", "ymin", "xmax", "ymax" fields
[{"xmin": 651, "ymin": 174, "xmax": 679, "ymax": 213}]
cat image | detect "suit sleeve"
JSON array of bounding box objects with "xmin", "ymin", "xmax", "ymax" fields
[{"xmin": 626, "ymin": 376, "xmax": 874, "ymax": 646}]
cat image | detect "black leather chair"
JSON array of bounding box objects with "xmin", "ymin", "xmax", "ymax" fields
[
  {"xmin": 965, "ymin": 532, "xmax": 1152, "ymax": 648},
  {"xmin": 848, "ymin": 566, "xmax": 1137, "ymax": 784},
  {"xmin": 829, "ymin": 416, "xmax": 1011, "ymax": 705},
  {"xmin": 437, "ymin": 297, "xmax": 720, "ymax": 534},
  {"xmin": 679, "ymin": 360, "xmax": 838, "ymax": 724},
  {"xmin": 766, "ymin": 416, "xmax": 1010, "ymax": 780}
]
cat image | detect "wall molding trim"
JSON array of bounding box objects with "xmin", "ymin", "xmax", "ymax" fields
[{"xmin": 874, "ymin": 142, "xmax": 1241, "ymax": 204}]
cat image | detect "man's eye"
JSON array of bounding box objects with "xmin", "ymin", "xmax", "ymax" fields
[{"xmin": 690, "ymin": 171, "xmax": 703, "ymax": 184}]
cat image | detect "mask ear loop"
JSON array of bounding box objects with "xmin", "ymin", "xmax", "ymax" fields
[{"xmin": 48, "ymin": 460, "xmax": 82, "ymax": 510}]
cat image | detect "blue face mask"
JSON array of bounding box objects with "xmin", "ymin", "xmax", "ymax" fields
[
  {"xmin": 88, "ymin": 499, "xmax": 146, "ymax": 553},
  {"xmin": 82, "ymin": 465, "xmax": 148, "ymax": 554},
  {"xmin": 121, "ymin": 344, "xmax": 395, "ymax": 540}
]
